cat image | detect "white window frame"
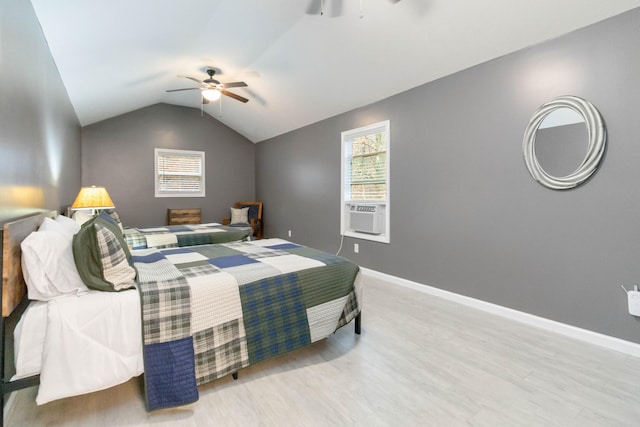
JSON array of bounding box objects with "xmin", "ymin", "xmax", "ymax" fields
[
  {"xmin": 340, "ymin": 120, "xmax": 390, "ymax": 243},
  {"xmin": 154, "ymin": 148, "xmax": 206, "ymax": 198}
]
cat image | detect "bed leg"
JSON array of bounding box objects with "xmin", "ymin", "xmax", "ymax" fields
[
  {"xmin": 354, "ymin": 313, "xmax": 361, "ymax": 335},
  {"xmin": 232, "ymin": 372, "xmax": 238, "ymax": 380}
]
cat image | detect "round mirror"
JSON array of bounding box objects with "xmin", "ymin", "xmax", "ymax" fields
[
  {"xmin": 535, "ymin": 108, "xmax": 587, "ymax": 177},
  {"xmin": 522, "ymin": 96, "xmax": 606, "ymax": 190}
]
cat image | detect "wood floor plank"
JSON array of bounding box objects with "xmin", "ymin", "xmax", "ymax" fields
[{"xmin": 5, "ymin": 275, "xmax": 640, "ymax": 426}]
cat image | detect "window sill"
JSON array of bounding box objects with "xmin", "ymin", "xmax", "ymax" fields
[{"xmin": 342, "ymin": 230, "xmax": 389, "ymax": 244}]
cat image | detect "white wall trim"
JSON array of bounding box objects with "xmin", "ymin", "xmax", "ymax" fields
[{"xmin": 360, "ymin": 267, "xmax": 640, "ymax": 358}]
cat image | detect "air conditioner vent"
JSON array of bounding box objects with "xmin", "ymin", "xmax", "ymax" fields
[{"xmin": 349, "ymin": 204, "xmax": 384, "ymax": 234}]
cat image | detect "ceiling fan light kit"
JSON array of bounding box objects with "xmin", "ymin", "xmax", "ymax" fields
[{"xmin": 202, "ymin": 89, "xmax": 221, "ymax": 101}]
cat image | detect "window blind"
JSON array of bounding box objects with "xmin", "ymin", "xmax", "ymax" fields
[
  {"xmin": 155, "ymin": 148, "xmax": 205, "ymax": 197},
  {"xmin": 347, "ymin": 133, "xmax": 387, "ymax": 201}
]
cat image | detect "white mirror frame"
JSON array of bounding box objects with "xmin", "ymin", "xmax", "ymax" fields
[{"xmin": 523, "ymin": 95, "xmax": 606, "ymax": 190}]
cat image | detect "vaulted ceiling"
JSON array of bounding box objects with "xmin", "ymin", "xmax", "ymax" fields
[{"xmin": 31, "ymin": 0, "xmax": 640, "ymax": 142}]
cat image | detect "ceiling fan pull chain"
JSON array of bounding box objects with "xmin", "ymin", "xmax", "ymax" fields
[
  {"xmin": 360, "ymin": 0, "xmax": 364, "ymax": 19},
  {"xmin": 321, "ymin": 0, "xmax": 324, "ymax": 16},
  {"xmin": 219, "ymin": 96, "xmax": 223, "ymax": 117}
]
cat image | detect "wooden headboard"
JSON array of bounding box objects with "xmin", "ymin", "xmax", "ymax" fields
[{"xmin": 1, "ymin": 211, "xmax": 56, "ymax": 317}]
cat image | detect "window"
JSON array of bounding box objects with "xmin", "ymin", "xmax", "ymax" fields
[
  {"xmin": 154, "ymin": 148, "xmax": 205, "ymax": 197},
  {"xmin": 341, "ymin": 120, "xmax": 390, "ymax": 243}
]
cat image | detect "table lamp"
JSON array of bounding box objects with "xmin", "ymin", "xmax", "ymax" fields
[{"xmin": 71, "ymin": 185, "xmax": 115, "ymax": 216}]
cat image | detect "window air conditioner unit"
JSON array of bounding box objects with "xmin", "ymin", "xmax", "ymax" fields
[{"xmin": 349, "ymin": 204, "xmax": 383, "ymax": 235}]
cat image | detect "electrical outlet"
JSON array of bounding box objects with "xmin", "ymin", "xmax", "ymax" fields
[
  {"xmin": 354, "ymin": 243, "xmax": 359, "ymax": 253},
  {"xmin": 288, "ymin": 230, "xmax": 292, "ymax": 237}
]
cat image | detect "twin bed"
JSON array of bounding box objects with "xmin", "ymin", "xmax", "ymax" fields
[
  {"xmin": 1, "ymin": 209, "xmax": 361, "ymax": 416},
  {"xmin": 122, "ymin": 222, "xmax": 253, "ymax": 250}
]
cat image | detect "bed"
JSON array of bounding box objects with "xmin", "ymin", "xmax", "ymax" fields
[
  {"xmin": 2, "ymin": 210, "xmax": 362, "ymax": 414},
  {"xmin": 123, "ymin": 222, "xmax": 253, "ymax": 250}
]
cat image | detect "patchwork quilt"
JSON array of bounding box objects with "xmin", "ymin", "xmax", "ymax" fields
[
  {"xmin": 124, "ymin": 223, "xmax": 252, "ymax": 250},
  {"xmin": 131, "ymin": 238, "xmax": 361, "ymax": 411}
]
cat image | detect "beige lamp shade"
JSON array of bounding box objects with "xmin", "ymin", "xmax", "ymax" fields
[{"xmin": 71, "ymin": 186, "xmax": 115, "ymax": 209}]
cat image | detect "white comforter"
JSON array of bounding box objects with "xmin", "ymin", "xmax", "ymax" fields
[{"xmin": 14, "ymin": 289, "xmax": 143, "ymax": 405}]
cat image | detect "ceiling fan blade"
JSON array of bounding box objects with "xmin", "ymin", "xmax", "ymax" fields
[
  {"xmin": 178, "ymin": 75, "xmax": 204, "ymax": 85},
  {"xmin": 221, "ymin": 90, "xmax": 249, "ymax": 103},
  {"xmin": 166, "ymin": 88, "xmax": 200, "ymax": 92},
  {"xmin": 223, "ymin": 81, "xmax": 247, "ymax": 88}
]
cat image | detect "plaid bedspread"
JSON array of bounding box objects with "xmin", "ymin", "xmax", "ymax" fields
[
  {"xmin": 131, "ymin": 238, "xmax": 361, "ymax": 411},
  {"xmin": 124, "ymin": 223, "xmax": 252, "ymax": 250}
]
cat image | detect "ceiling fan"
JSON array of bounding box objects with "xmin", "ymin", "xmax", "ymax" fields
[
  {"xmin": 306, "ymin": 0, "xmax": 401, "ymax": 16},
  {"xmin": 166, "ymin": 68, "xmax": 249, "ymax": 104}
]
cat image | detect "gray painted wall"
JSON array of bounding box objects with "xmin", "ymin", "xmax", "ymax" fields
[
  {"xmin": 81, "ymin": 103, "xmax": 255, "ymax": 227},
  {"xmin": 257, "ymin": 9, "xmax": 640, "ymax": 343},
  {"xmin": 0, "ymin": 0, "xmax": 81, "ymax": 216}
]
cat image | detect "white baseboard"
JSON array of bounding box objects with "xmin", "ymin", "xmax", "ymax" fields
[{"xmin": 360, "ymin": 267, "xmax": 640, "ymax": 358}]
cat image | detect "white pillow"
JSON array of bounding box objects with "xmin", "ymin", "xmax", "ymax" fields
[
  {"xmin": 21, "ymin": 230, "xmax": 89, "ymax": 301},
  {"xmin": 56, "ymin": 214, "xmax": 81, "ymax": 235},
  {"xmin": 38, "ymin": 216, "xmax": 80, "ymax": 236},
  {"xmin": 230, "ymin": 207, "xmax": 249, "ymax": 225},
  {"xmin": 38, "ymin": 217, "xmax": 61, "ymax": 233}
]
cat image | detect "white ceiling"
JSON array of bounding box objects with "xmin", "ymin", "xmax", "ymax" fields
[{"xmin": 31, "ymin": 0, "xmax": 640, "ymax": 143}]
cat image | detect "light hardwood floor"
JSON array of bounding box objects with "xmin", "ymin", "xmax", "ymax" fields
[{"xmin": 5, "ymin": 276, "xmax": 640, "ymax": 426}]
